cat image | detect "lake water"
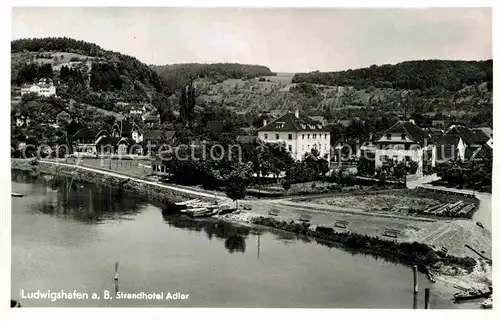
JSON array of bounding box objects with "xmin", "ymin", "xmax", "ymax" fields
[{"xmin": 11, "ymin": 171, "xmax": 457, "ymax": 308}]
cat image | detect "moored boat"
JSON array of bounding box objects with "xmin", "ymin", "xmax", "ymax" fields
[
  {"xmin": 11, "ymin": 192, "xmax": 24, "ymax": 197},
  {"xmin": 454, "ymin": 287, "xmax": 492, "ymax": 302}
]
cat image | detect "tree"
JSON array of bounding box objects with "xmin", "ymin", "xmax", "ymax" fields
[
  {"xmin": 282, "ymin": 179, "xmax": 291, "ymax": 191},
  {"xmin": 357, "ymin": 156, "xmax": 375, "ymax": 177},
  {"xmin": 179, "ymin": 80, "xmax": 196, "ymax": 127},
  {"xmin": 153, "ymin": 92, "xmax": 174, "ymax": 124},
  {"xmin": 225, "ymin": 163, "xmax": 252, "ymax": 208}
]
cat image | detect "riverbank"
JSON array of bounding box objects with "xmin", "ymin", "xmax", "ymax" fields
[
  {"xmin": 11, "ymin": 159, "xmax": 221, "ymax": 205},
  {"xmin": 219, "ymin": 209, "xmax": 492, "ymax": 303},
  {"xmin": 11, "ymin": 158, "xmax": 492, "ymax": 304}
]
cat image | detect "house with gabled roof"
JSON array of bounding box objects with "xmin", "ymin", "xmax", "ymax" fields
[
  {"xmin": 436, "ymin": 124, "xmax": 491, "ymax": 163},
  {"xmin": 96, "ymin": 137, "xmax": 143, "ymax": 155},
  {"xmin": 72, "ymin": 127, "xmax": 110, "ymax": 156},
  {"xmin": 257, "ymin": 110, "xmax": 330, "ymax": 162},
  {"xmin": 374, "ymin": 120, "xmax": 435, "ymax": 175},
  {"xmin": 111, "ymin": 118, "xmax": 143, "ymax": 143}
]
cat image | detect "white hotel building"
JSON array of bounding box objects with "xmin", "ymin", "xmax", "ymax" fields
[
  {"xmin": 257, "ymin": 110, "xmax": 331, "ymax": 163},
  {"xmin": 21, "ymin": 79, "xmax": 56, "ymax": 97}
]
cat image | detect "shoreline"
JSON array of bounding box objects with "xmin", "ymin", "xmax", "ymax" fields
[
  {"xmin": 11, "ymin": 159, "xmax": 220, "ymax": 205},
  {"xmin": 217, "ymin": 210, "xmax": 492, "ymax": 303},
  {"xmin": 11, "ymin": 158, "xmax": 492, "ymax": 305}
]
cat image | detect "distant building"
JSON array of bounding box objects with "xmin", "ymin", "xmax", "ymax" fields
[
  {"xmin": 21, "ymin": 79, "xmax": 56, "ymax": 97},
  {"xmin": 257, "ymin": 110, "xmax": 331, "ymax": 163},
  {"xmin": 128, "ymin": 103, "xmax": 147, "ymax": 115},
  {"xmin": 142, "ymin": 113, "xmax": 161, "ymax": 127},
  {"xmin": 374, "ymin": 120, "xmax": 436, "ymax": 175}
]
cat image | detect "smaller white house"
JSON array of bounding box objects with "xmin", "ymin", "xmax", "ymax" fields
[
  {"xmin": 14, "ymin": 113, "xmax": 30, "ymax": 127},
  {"xmin": 374, "ymin": 120, "xmax": 435, "ymax": 175},
  {"xmin": 21, "ymin": 79, "xmax": 56, "ymax": 97}
]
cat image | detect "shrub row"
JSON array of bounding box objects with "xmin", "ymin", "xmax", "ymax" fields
[{"xmin": 250, "ymin": 216, "xmax": 476, "ymax": 272}]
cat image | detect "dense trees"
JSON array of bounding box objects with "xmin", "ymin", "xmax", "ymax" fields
[
  {"xmin": 59, "ymin": 65, "xmax": 85, "ymax": 85},
  {"xmin": 435, "ymin": 158, "xmax": 492, "ymax": 192},
  {"xmin": 13, "ymin": 63, "xmax": 53, "ymax": 85},
  {"xmin": 11, "ymin": 37, "xmax": 172, "ymax": 115},
  {"xmin": 292, "ymin": 60, "xmax": 493, "ymax": 92}
]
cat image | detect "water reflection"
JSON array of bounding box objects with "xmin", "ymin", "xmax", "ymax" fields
[
  {"xmin": 12, "ymin": 170, "xmax": 147, "ymax": 224},
  {"xmin": 161, "ymin": 211, "xmax": 250, "ymax": 254}
]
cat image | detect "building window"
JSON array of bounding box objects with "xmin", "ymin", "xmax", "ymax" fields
[
  {"xmin": 307, "ymin": 134, "xmax": 310, "ymax": 139},
  {"xmin": 401, "ymin": 134, "xmax": 406, "ymax": 140},
  {"xmin": 276, "ymin": 134, "xmax": 280, "ymax": 140},
  {"xmin": 313, "ymin": 134, "xmax": 317, "ymax": 139},
  {"xmin": 288, "ymin": 134, "xmax": 292, "ymax": 140},
  {"xmin": 386, "ymin": 134, "xmax": 392, "ymax": 140},
  {"xmin": 302, "ymin": 134, "xmax": 305, "ymax": 139},
  {"xmin": 288, "ymin": 145, "xmax": 292, "ymax": 152},
  {"xmin": 264, "ymin": 134, "xmax": 268, "ymax": 140},
  {"xmin": 405, "ymin": 156, "xmax": 411, "ymax": 162}
]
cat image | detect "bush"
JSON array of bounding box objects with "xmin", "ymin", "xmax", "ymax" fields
[{"xmin": 250, "ymin": 216, "xmax": 477, "ymax": 273}]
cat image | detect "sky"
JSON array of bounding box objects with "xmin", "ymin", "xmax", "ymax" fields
[{"xmin": 11, "ymin": 7, "xmax": 492, "ymax": 72}]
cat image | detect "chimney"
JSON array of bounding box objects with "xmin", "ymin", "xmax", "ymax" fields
[
  {"xmin": 263, "ymin": 119, "xmax": 267, "ymax": 126},
  {"xmin": 295, "ymin": 109, "xmax": 299, "ymax": 118}
]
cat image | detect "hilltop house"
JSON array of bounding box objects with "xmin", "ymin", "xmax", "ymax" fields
[
  {"xmin": 111, "ymin": 118, "xmax": 143, "ymax": 143},
  {"xmin": 142, "ymin": 113, "xmax": 161, "ymax": 127},
  {"xmin": 13, "ymin": 112, "xmax": 31, "ymax": 127},
  {"xmin": 257, "ymin": 110, "xmax": 331, "ymax": 163},
  {"xmin": 21, "ymin": 78, "xmax": 56, "ymax": 97},
  {"xmin": 374, "ymin": 120, "xmax": 435, "ymax": 175}
]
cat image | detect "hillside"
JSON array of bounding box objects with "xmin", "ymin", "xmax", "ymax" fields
[
  {"xmin": 184, "ymin": 60, "xmax": 492, "ymax": 127},
  {"xmin": 11, "ymin": 37, "xmax": 172, "ymax": 116},
  {"xmin": 292, "ymin": 60, "xmax": 493, "ymax": 91},
  {"xmin": 151, "ymin": 63, "xmax": 277, "ymax": 92}
]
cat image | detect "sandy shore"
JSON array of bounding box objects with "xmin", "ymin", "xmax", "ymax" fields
[{"xmin": 219, "ymin": 206, "xmax": 492, "ymax": 304}]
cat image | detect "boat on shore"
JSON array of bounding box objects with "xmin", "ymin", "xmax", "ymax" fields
[
  {"xmin": 172, "ymin": 199, "xmax": 236, "ymax": 218},
  {"xmin": 481, "ymin": 297, "xmax": 492, "ymax": 309},
  {"xmin": 11, "ymin": 192, "xmax": 24, "ymax": 197},
  {"xmin": 454, "ymin": 286, "xmax": 492, "ymax": 302}
]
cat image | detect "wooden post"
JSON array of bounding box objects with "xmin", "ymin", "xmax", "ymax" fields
[
  {"xmin": 413, "ymin": 292, "xmax": 418, "ymax": 309},
  {"xmin": 413, "ymin": 265, "xmax": 418, "ymax": 293},
  {"xmin": 424, "ymin": 288, "xmax": 430, "ymax": 309}
]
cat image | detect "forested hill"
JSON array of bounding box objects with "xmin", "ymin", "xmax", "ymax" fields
[
  {"xmin": 152, "ymin": 63, "xmax": 276, "ymax": 91},
  {"xmin": 11, "ymin": 37, "xmax": 172, "ymax": 113},
  {"xmin": 292, "ymin": 60, "xmax": 493, "ymax": 92}
]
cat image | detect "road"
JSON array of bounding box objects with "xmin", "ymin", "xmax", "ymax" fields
[
  {"xmin": 39, "ymin": 160, "xmax": 229, "ymax": 202},
  {"xmin": 407, "ymin": 174, "xmax": 492, "ymax": 231}
]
